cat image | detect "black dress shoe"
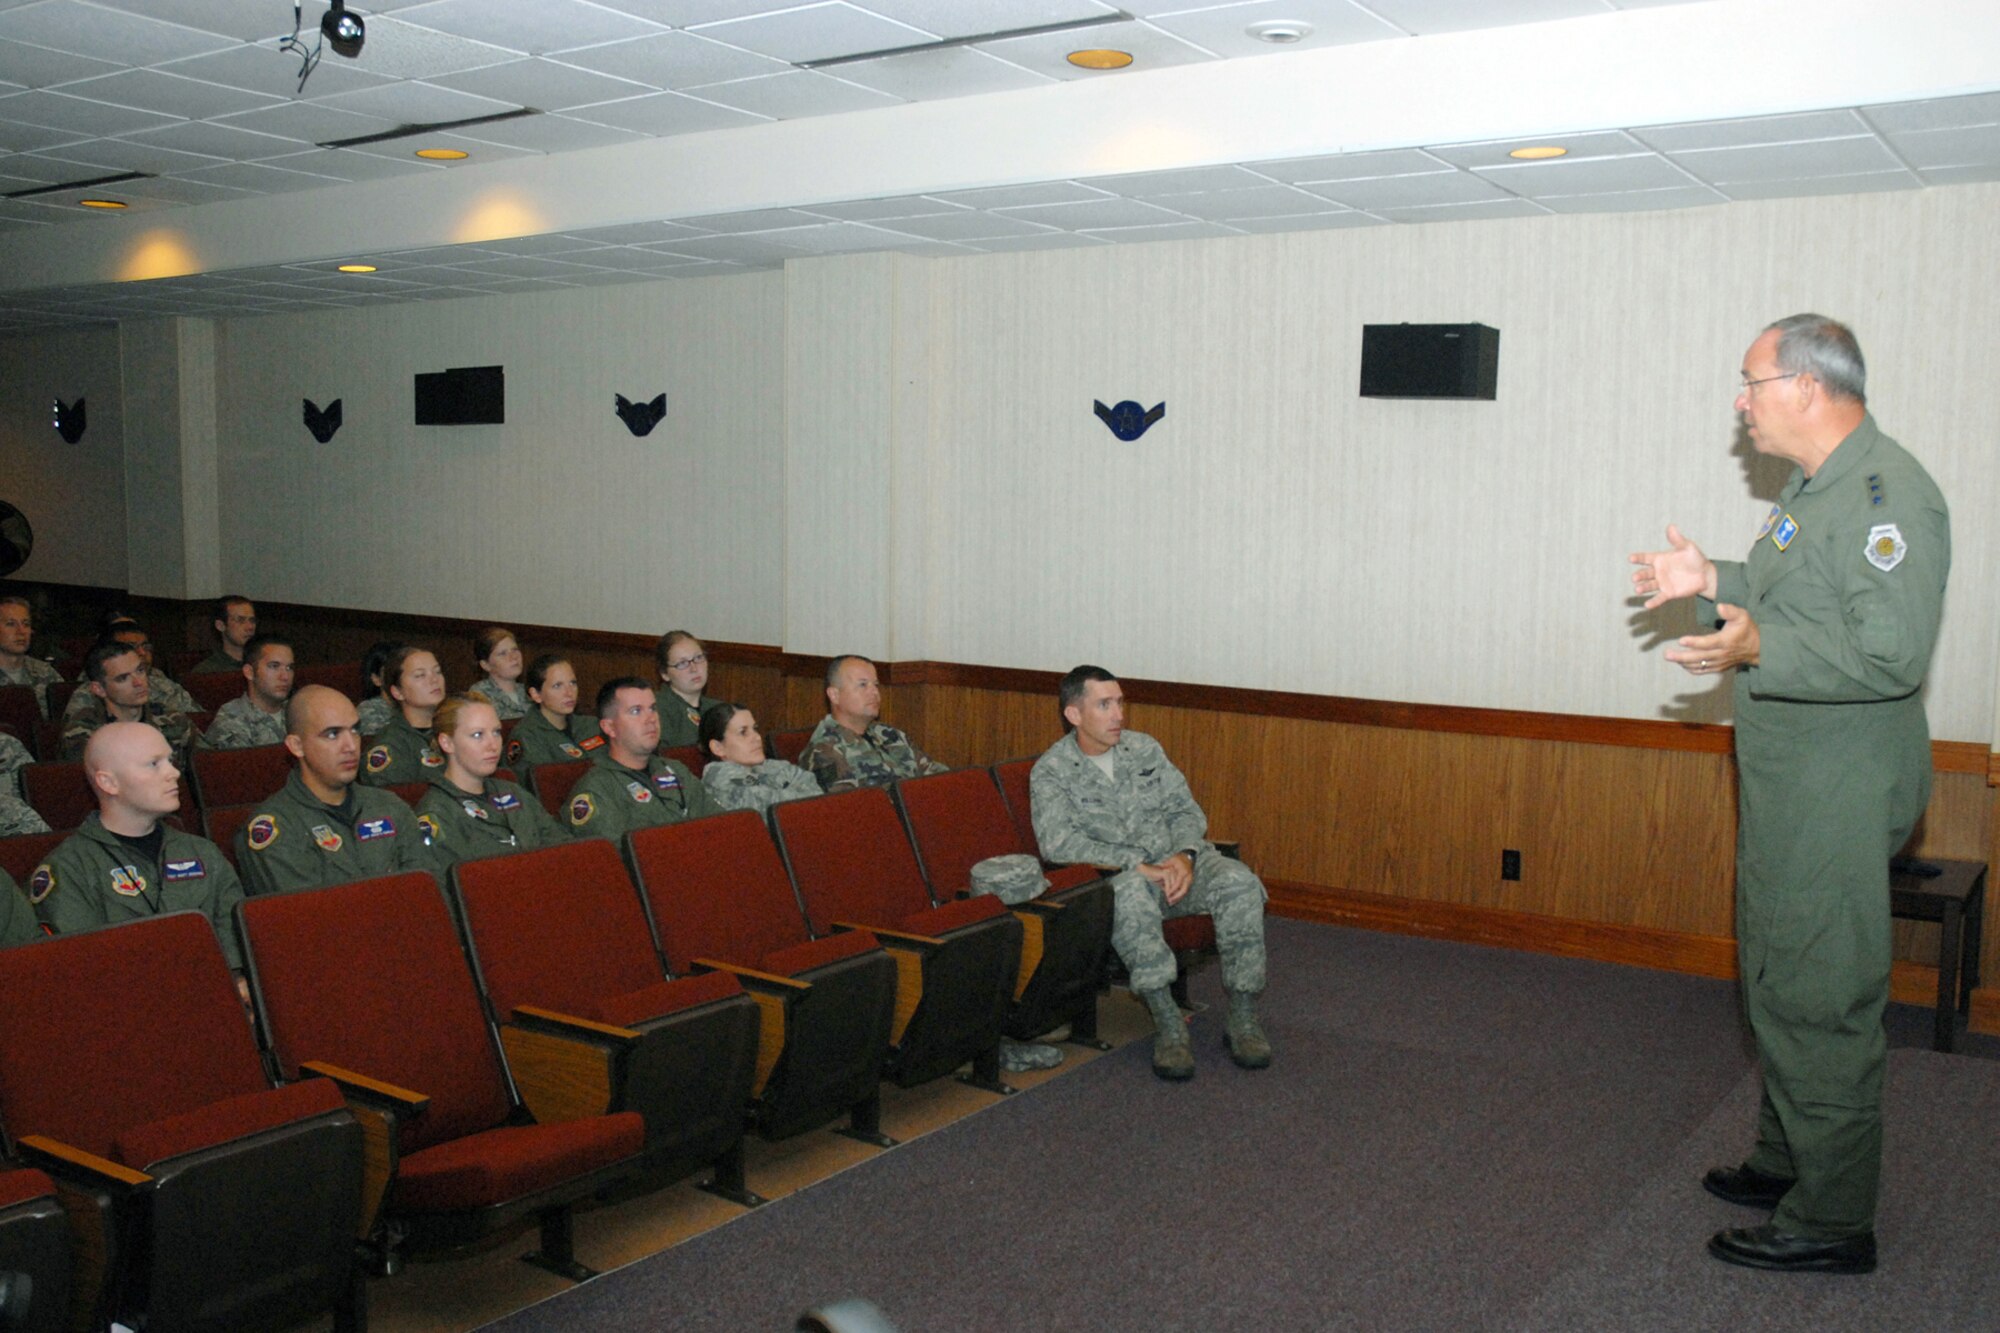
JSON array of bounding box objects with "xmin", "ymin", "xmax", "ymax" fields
[
  {"xmin": 1702, "ymin": 1163, "xmax": 1796, "ymax": 1209},
  {"xmin": 1707, "ymin": 1223, "xmax": 1876, "ymax": 1274}
]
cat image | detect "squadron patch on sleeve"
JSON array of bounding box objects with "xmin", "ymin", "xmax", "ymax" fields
[
  {"xmin": 365, "ymin": 745, "xmax": 392, "ymax": 774},
  {"xmin": 1770, "ymin": 513, "xmax": 1798, "ymax": 551},
  {"xmin": 26, "ymin": 865, "xmax": 53, "ymax": 904},
  {"xmin": 506, "ymin": 739, "xmax": 524, "ymax": 766},
  {"xmin": 246, "ymin": 814, "xmax": 279, "ymax": 851},
  {"xmin": 1865, "ymin": 523, "xmax": 1907, "ymax": 572},
  {"xmin": 569, "ymin": 793, "xmax": 596, "ymax": 825},
  {"xmin": 420, "ymin": 749, "xmax": 445, "ymax": 769},
  {"xmin": 417, "ymin": 813, "xmax": 441, "ymax": 843},
  {"xmin": 1754, "ymin": 504, "xmax": 1781, "ymax": 540}
]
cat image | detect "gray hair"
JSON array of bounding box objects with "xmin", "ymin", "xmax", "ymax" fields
[{"xmin": 1765, "ymin": 313, "xmax": 1865, "ymax": 403}]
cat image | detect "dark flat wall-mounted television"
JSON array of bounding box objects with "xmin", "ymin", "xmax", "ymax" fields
[
  {"xmin": 414, "ymin": 365, "xmax": 505, "ymax": 425},
  {"xmin": 1359, "ymin": 324, "xmax": 1499, "ymax": 400}
]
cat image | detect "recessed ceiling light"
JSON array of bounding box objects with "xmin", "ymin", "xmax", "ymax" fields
[
  {"xmin": 78, "ymin": 198, "xmax": 127, "ymax": 209},
  {"xmin": 415, "ymin": 147, "xmax": 469, "ymax": 161},
  {"xmin": 1247, "ymin": 21, "xmax": 1312, "ymax": 43},
  {"xmin": 1509, "ymin": 145, "xmax": 1568, "ymax": 160},
  {"xmin": 1067, "ymin": 48, "xmax": 1133, "ymax": 69},
  {"xmin": 336, "ymin": 263, "xmax": 377, "ymax": 273}
]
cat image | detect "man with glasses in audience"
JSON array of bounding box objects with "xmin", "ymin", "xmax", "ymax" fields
[{"xmin": 192, "ymin": 595, "xmax": 258, "ymax": 675}]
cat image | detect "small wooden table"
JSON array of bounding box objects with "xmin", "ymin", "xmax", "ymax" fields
[{"xmin": 1890, "ymin": 858, "xmax": 1986, "ymax": 1053}]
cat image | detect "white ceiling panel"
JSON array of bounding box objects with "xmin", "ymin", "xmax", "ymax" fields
[
  {"xmin": 448, "ymin": 111, "xmax": 646, "ymax": 152},
  {"xmin": 931, "ymin": 180, "xmax": 1109, "ymax": 208},
  {"xmin": 1257, "ymin": 148, "xmax": 1451, "ymax": 183},
  {"xmin": 1425, "ymin": 129, "xmax": 1648, "ymax": 168},
  {"xmin": 873, "ymin": 210, "xmax": 1058, "ymax": 241},
  {"xmin": 314, "ymin": 80, "xmax": 521, "ymax": 126},
  {"xmin": 763, "ymin": 221, "xmax": 937, "ymax": 254},
  {"xmin": 430, "ymin": 58, "xmax": 654, "ymax": 111},
  {"xmin": 676, "ymin": 206, "xmax": 831, "ymax": 233},
  {"xmin": 858, "ymin": 0, "xmax": 1121, "ymax": 40},
  {"xmin": 0, "ymin": 38, "xmax": 117, "ymax": 87},
  {"xmin": 1633, "ymin": 109, "xmax": 1873, "ymax": 152},
  {"xmin": 0, "ymin": 89, "xmax": 179, "ymax": 136},
  {"xmin": 1918, "ymin": 162, "xmax": 2000, "ymax": 186},
  {"xmin": 695, "ymin": 3, "xmax": 932, "ymax": 62},
  {"xmin": 1475, "ymin": 152, "xmax": 1694, "ymax": 197},
  {"xmin": 806, "ymin": 194, "xmax": 970, "ymax": 221},
  {"xmin": 1886, "ymin": 123, "xmax": 2000, "ymax": 171},
  {"xmin": 1161, "ymin": 184, "xmax": 1348, "ymax": 219},
  {"xmin": 395, "ymin": 0, "xmax": 666, "ymax": 53},
  {"xmin": 566, "ymin": 90, "xmax": 766, "ymax": 135},
  {"xmin": 957, "ymin": 231, "xmax": 1109, "ymax": 253},
  {"xmin": 1078, "ymin": 163, "xmax": 1276, "ymax": 196},
  {"xmin": 0, "ymin": 151, "xmax": 108, "ymax": 183},
  {"xmin": 55, "ymin": 69, "xmax": 282, "ymax": 120},
  {"xmin": 687, "ymin": 71, "xmax": 902, "ymax": 119},
  {"xmin": 1080, "ymin": 219, "xmax": 1243, "ymax": 242},
  {"xmin": 1720, "ymin": 170, "xmax": 1921, "ymax": 201},
  {"xmin": 177, "ymin": 159, "xmax": 347, "ymax": 192},
  {"xmin": 306, "ymin": 14, "xmax": 520, "ymax": 81},
  {"xmin": 40, "ymin": 135, "xmax": 223, "ymax": 174},
  {"xmin": 1304, "ymin": 170, "xmax": 1512, "ymax": 209},
  {"xmin": 260, "ymin": 147, "xmax": 442, "ymax": 182},
  {"xmin": 829, "ymin": 46, "xmax": 1051, "ymax": 101},
  {"xmin": 0, "ymin": 119, "xmax": 85, "ymax": 153},
  {"xmin": 159, "ymin": 44, "xmax": 393, "ymax": 99},
  {"xmin": 341, "ymin": 131, "xmax": 541, "ymax": 166},
  {"xmin": 1672, "ymin": 135, "xmax": 1904, "ymax": 186},
  {"xmin": 0, "ymin": 2, "xmax": 235, "ymax": 64},
  {"xmin": 87, "ymin": 0, "xmax": 295, "ymax": 43},
  {"xmin": 1143, "ymin": 0, "xmax": 1404, "ymax": 57},
  {"xmin": 550, "ymin": 31, "xmax": 789, "ymax": 90},
  {"xmin": 633, "ymin": 232, "xmax": 797, "ymax": 263},
  {"xmin": 1862, "ymin": 91, "xmax": 2000, "ymax": 134},
  {"xmin": 1223, "ymin": 210, "xmax": 1384, "ymax": 233},
  {"xmin": 1536, "ymin": 184, "xmax": 1723, "ymax": 213},
  {"xmin": 977, "ymin": 20, "xmax": 1211, "ymax": 78},
  {"xmin": 996, "ymin": 195, "xmax": 1192, "ymax": 229},
  {"xmin": 121, "ymin": 119, "xmax": 307, "ymax": 160},
  {"xmin": 1372, "ymin": 197, "xmax": 1550, "ymax": 222},
  {"xmin": 1357, "ymin": 0, "xmax": 1608, "ymax": 36},
  {"xmin": 211, "ymin": 100, "xmax": 403, "ymax": 147}
]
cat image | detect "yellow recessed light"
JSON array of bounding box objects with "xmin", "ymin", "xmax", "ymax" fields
[
  {"xmin": 1509, "ymin": 145, "xmax": 1568, "ymax": 160},
  {"xmin": 336, "ymin": 263, "xmax": 378, "ymax": 273},
  {"xmin": 415, "ymin": 147, "xmax": 469, "ymax": 160},
  {"xmin": 79, "ymin": 198, "xmax": 127, "ymax": 209},
  {"xmin": 1067, "ymin": 48, "xmax": 1133, "ymax": 69}
]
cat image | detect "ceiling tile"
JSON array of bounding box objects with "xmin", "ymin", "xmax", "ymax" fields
[
  {"xmin": 675, "ymin": 206, "xmax": 830, "ymax": 233},
  {"xmin": 463, "ymin": 233, "xmax": 612, "ymax": 256},
  {"xmin": 1256, "ymin": 147, "xmax": 1450, "ymax": 182},
  {"xmin": 1080, "ymin": 163, "xmax": 1278, "ymax": 196},
  {"xmin": 38, "ymin": 134, "xmax": 222, "ymax": 174},
  {"xmin": 830, "ymin": 45, "xmax": 1052, "ymax": 100},
  {"xmin": 1304, "ymin": 170, "xmax": 1511, "ymax": 209},
  {"xmin": 1719, "ymin": 170, "xmax": 1921, "ymax": 201},
  {"xmin": 1475, "ymin": 152, "xmax": 1694, "ymax": 198},
  {"xmin": 1224, "ymin": 210, "xmax": 1384, "ymax": 233},
  {"xmin": 0, "ymin": 1, "xmax": 236, "ymax": 65},
  {"xmin": 549, "ymin": 31, "xmax": 788, "ymax": 90},
  {"xmin": 87, "ymin": 174, "xmax": 248, "ymax": 204},
  {"xmin": 995, "ymin": 195, "xmax": 1190, "ymax": 229},
  {"xmin": 959, "ymin": 231, "xmax": 1105, "ymax": 253},
  {"xmin": 872, "ymin": 210, "xmax": 1057, "ymax": 241},
  {"xmin": 0, "ymin": 38, "xmax": 120, "ymax": 88},
  {"xmin": 159, "ymin": 43, "xmax": 394, "ymax": 99},
  {"xmin": 1355, "ymin": 0, "xmax": 1607, "ymax": 36},
  {"xmin": 446, "ymin": 110, "xmax": 646, "ymax": 152},
  {"xmin": 692, "ymin": 4, "xmax": 933, "ymax": 64},
  {"xmin": 430, "ymin": 57, "xmax": 653, "ymax": 110},
  {"xmin": 621, "ymin": 232, "xmax": 797, "ymax": 264},
  {"xmin": 931, "ymin": 180, "xmax": 1110, "ymax": 208},
  {"xmin": 565, "ymin": 90, "xmax": 766, "ymax": 135},
  {"xmin": 0, "ymin": 117, "xmax": 90, "ymax": 152},
  {"xmin": 857, "ymin": 0, "xmax": 1122, "ymax": 40},
  {"xmin": 805, "ymin": 194, "xmax": 970, "ymax": 221},
  {"xmin": 976, "ymin": 19, "xmax": 1212, "ymax": 79},
  {"xmin": 211, "ymin": 100, "xmax": 402, "ymax": 146},
  {"xmin": 177, "ymin": 159, "xmax": 347, "ymax": 192},
  {"xmin": 260, "ymin": 147, "xmax": 443, "ymax": 182},
  {"xmin": 1536, "ymin": 184, "xmax": 1724, "ymax": 213},
  {"xmin": 1671, "ymin": 136, "xmax": 1903, "ymax": 186},
  {"xmin": 1160, "ymin": 183, "xmax": 1347, "ymax": 219},
  {"xmin": 1425, "ymin": 129, "xmax": 1648, "ymax": 168},
  {"xmin": 1862, "ymin": 91, "xmax": 2000, "ymax": 135},
  {"xmin": 121, "ymin": 119, "xmax": 306, "ymax": 160},
  {"xmin": 1918, "ymin": 162, "xmax": 2000, "ymax": 186},
  {"xmin": 1633, "ymin": 109, "xmax": 1872, "ymax": 152},
  {"xmin": 394, "ymin": 0, "xmax": 665, "ymax": 53},
  {"xmin": 1372, "ymin": 197, "xmax": 1551, "ymax": 223},
  {"xmin": 1142, "ymin": 0, "xmax": 1403, "ymax": 57},
  {"xmin": 0, "ymin": 88, "xmax": 180, "ymax": 136},
  {"xmin": 685, "ymin": 71, "xmax": 901, "ymax": 119},
  {"xmin": 764, "ymin": 221, "xmax": 929, "ymax": 254},
  {"xmin": 1080, "ymin": 220, "xmax": 1243, "ymax": 242},
  {"xmin": 1887, "ymin": 123, "xmax": 2000, "ymax": 171},
  {"xmin": 0, "ymin": 151, "xmax": 112, "ymax": 183},
  {"xmin": 314, "ymin": 80, "xmax": 520, "ymax": 125},
  {"xmin": 60, "ymin": 68, "xmax": 284, "ymax": 120},
  {"xmin": 310, "ymin": 14, "xmax": 521, "ymax": 81},
  {"xmin": 341, "ymin": 131, "xmax": 541, "ymax": 166},
  {"xmin": 86, "ymin": 0, "xmax": 296, "ymax": 42}
]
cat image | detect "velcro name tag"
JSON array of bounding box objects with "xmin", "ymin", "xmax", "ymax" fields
[
  {"xmin": 356, "ymin": 817, "xmax": 396, "ymax": 841},
  {"xmin": 491, "ymin": 791, "xmax": 522, "ymax": 812},
  {"xmin": 163, "ymin": 859, "xmax": 205, "ymax": 881}
]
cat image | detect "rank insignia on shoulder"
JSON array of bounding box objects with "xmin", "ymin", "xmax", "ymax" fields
[
  {"xmin": 625, "ymin": 780, "xmax": 653, "ymax": 803},
  {"xmin": 109, "ymin": 866, "xmax": 146, "ymax": 897},
  {"xmin": 491, "ymin": 792, "xmax": 522, "ymax": 812},
  {"xmin": 569, "ymin": 794, "xmax": 596, "ymax": 825},
  {"xmin": 561, "ymin": 743, "xmax": 583, "ymax": 758},
  {"xmin": 1754, "ymin": 504, "xmax": 1781, "ymax": 540},
  {"xmin": 1865, "ymin": 523, "xmax": 1907, "ymax": 572},
  {"xmin": 356, "ymin": 818, "xmax": 394, "ymax": 841},
  {"xmin": 420, "ymin": 750, "xmax": 444, "ymax": 768},
  {"xmin": 365, "ymin": 745, "xmax": 392, "ymax": 774},
  {"xmin": 1770, "ymin": 513, "xmax": 1798, "ymax": 551},
  {"xmin": 312, "ymin": 824, "xmax": 344, "ymax": 853},
  {"xmin": 163, "ymin": 858, "xmax": 205, "ymax": 881},
  {"xmin": 417, "ymin": 814, "xmax": 441, "ymax": 843},
  {"xmin": 27, "ymin": 865, "xmax": 53, "ymax": 903},
  {"xmin": 654, "ymin": 770, "xmax": 680, "ymax": 789},
  {"xmin": 462, "ymin": 799, "xmax": 488, "ymax": 820},
  {"xmin": 580, "ymin": 735, "xmax": 605, "ymax": 751},
  {"xmin": 246, "ymin": 814, "xmax": 279, "ymax": 851}
]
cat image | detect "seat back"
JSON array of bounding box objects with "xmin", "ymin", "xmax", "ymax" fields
[
  {"xmin": 770, "ymin": 788, "xmax": 936, "ymax": 934},
  {"xmin": 991, "ymin": 759, "xmax": 1040, "ymax": 854},
  {"xmin": 0, "ymin": 686, "xmax": 38, "ymax": 758},
  {"xmin": 660, "ymin": 743, "xmax": 706, "ymax": 776},
  {"xmin": 530, "ymin": 759, "xmax": 591, "ymax": 817},
  {"xmin": 453, "ymin": 840, "xmax": 666, "ymax": 1023},
  {"xmin": 23, "ymin": 762, "xmax": 196, "ymax": 832},
  {"xmin": 625, "ymin": 811, "xmax": 813, "ymax": 973},
  {"xmin": 241, "ymin": 873, "xmax": 512, "ymax": 1153},
  {"xmin": 181, "ymin": 672, "xmax": 246, "ymax": 715},
  {"xmin": 203, "ymin": 805, "xmax": 257, "ymax": 872},
  {"xmin": 0, "ymin": 913, "xmax": 271, "ymax": 1158},
  {"xmin": 894, "ymin": 768, "xmax": 1029, "ymax": 898},
  {"xmin": 45, "ymin": 681, "xmax": 78, "ymax": 721},
  {"xmin": 191, "ymin": 744, "xmax": 292, "ymax": 810},
  {"xmin": 767, "ymin": 729, "xmax": 812, "ymax": 766},
  {"xmin": 291, "ymin": 662, "xmax": 364, "ymax": 701}
]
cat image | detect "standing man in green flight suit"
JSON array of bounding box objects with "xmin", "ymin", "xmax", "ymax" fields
[{"xmin": 1631, "ymin": 314, "xmax": 1949, "ymax": 1276}]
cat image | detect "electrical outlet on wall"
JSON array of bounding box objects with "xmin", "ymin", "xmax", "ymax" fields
[{"xmin": 1501, "ymin": 849, "xmax": 1521, "ymax": 881}]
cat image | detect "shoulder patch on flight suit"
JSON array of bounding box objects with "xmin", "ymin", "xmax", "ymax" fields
[
  {"xmin": 1865, "ymin": 523, "xmax": 1907, "ymax": 572},
  {"xmin": 506, "ymin": 739, "xmax": 524, "ymax": 765},
  {"xmin": 1770, "ymin": 513, "xmax": 1798, "ymax": 551},
  {"xmin": 417, "ymin": 813, "xmax": 441, "ymax": 843},
  {"xmin": 246, "ymin": 814, "xmax": 279, "ymax": 851},
  {"xmin": 312, "ymin": 825, "xmax": 344, "ymax": 852},
  {"xmin": 420, "ymin": 750, "xmax": 444, "ymax": 769},
  {"xmin": 1755, "ymin": 504, "xmax": 1781, "ymax": 540},
  {"xmin": 163, "ymin": 858, "xmax": 205, "ymax": 881},
  {"xmin": 27, "ymin": 864, "xmax": 53, "ymax": 903},
  {"xmin": 356, "ymin": 817, "xmax": 394, "ymax": 841},
  {"xmin": 569, "ymin": 793, "xmax": 596, "ymax": 825},
  {"xmin": 365, "ymin": 745, "xmax": 392, "ymax": 774}
]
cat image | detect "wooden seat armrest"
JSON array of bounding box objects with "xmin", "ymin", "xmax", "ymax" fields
[
  {"xmin": 691, "ymin": 958, "xmax": 811, "ymax": 992},
  {"xmin": 302, "ymin": 1061, "xmax": 431, "ymax": 1115},
  {"xmin": 1212, "ymin": 840, "xmax": 1240, "ymax": 861},
  {"xmin": 511, "ymin": 1005, "xmax": 641, "ymax": 1045},
  {"xmin": 17, "ymin": 1135, "xmax": 151, "ymax": 1189},
  {"xmin": 832, "ymin": 921, "xmax": 945, "ymax": 948},
  {"xmin": 1014, "ymin": 896, "xmax": 1067, "ymax": 918}
]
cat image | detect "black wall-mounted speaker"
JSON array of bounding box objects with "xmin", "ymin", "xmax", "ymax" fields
[
  {"xmin": 414, "ymin": 364, "xmax": 505, "ymax": 425},
  {"xmin": 1359, "ymin": 323, "xmax": 1499, "ymax": 400}
]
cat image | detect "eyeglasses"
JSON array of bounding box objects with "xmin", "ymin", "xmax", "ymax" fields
[
  {"xmin": 1738, "ymin": 371, "xmax": 1801, "ymax": 395},
  {"xmin": 667, "ymin": 653, "xmax": 707, "ymax": 671}
]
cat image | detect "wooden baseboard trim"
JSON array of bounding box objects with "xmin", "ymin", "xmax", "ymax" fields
[{"xmin": 1267, "ymin": 879, "xmax": 1998, "ymax": 1037}]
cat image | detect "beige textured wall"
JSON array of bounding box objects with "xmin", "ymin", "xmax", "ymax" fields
[
  {"xmin": 0, "ymin": 326, "xmax": 127, "ymax": 589},
  {"xmin": 212, "ymin": 269, "xmax": 786, "ymax": 644},
  {"xmin": 923, "ymin": 185, "xmax": 2000, "ymax": 742}
]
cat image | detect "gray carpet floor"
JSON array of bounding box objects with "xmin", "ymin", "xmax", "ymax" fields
[{"xmin": 484, "ymin": 919, "xmax": 2000, "ymax": 1332}]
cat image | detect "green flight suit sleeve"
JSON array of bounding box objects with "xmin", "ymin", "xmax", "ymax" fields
[
  {"xmin": 1705, "ymin": 558, "xmax": 1750, "ymax": 627},
  {"xmin": 203, "ymin": 851, "xmax": 247, "ymax": 970},
  {"xmin": 0, "ymin": 868, "xmax": 39, "ymax": 948},
  {"xmin": 32, "ymin": 845, "xmax": 103, "ymax": 939}
]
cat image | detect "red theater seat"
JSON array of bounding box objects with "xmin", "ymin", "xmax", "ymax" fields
[
  {"xmin": 191, "ymin": 742, "xmax": 292, "ymax": 810},
  {"xmin": 529, "ymin": 759, "xmax": 591, "ymax": 814},
  {"xmin": 0, "ymin": 832, "xmax": 65, "ymax": 888},
  {"xmin": 659, "ymin": 743, "xmax": 706, "ymax": 776},
  {"xmin": 292, "ymin": 661, "xmax": 365, "ymax": 701},
  {"xmin": 181, "ymin": 671, "xmax": 247, "ymax": 715},
  {"xmin": 240, "ymin": 872, "xmax": 645, "ymax": 1280},
  {"xmin": 767, "ymin": 729, "xmax": 812, "ymax": 766},
  {"xmin": 0, "ymin": 913, "xmax": 364, "ymax": 1333},
  {"xmin": 771, "ymin": 788, "xmax": 1022, "ymax": 1093},
  {"xmin": 0, "ymin": 686, "xmax": 39, "ymax": 758},
  {"xmin": 0, "ymin": 1167, "xmax": 70, "ymax": 1333},
  {"xmin": 451, "ymin": 839, "xmax": 762, "ymax": 1201}
]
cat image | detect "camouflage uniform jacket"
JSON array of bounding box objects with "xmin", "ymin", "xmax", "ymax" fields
[
  {"xmin": 355, "ymin": 696, "xmax": 396, "ymax": 737},
  {"xmin": 190, "ymin": 649, "xmax": 245, "ymax": 676},
  {"xmin": 565, "ymin": 752, "xmax": 722, "ymax": 842},
  {"xmin": 654, "ymin": 689, "xmax": 722, "ymax": 750},
  {"xmin": 201, "ymin": 694, "xmax": 288, "ymax": 750},
  {"xmin": 237, "ymin": 771, "xmax": 440, "ymax": 896},
  {"xmin": 0, "ymin": 656, "xmax": 64, "ymax": 717},
  {"xmin": 1028, "ymin": 730, "xmax": 1210, "ymax": 871},
  {"xmin": 30, "ymin": 814, "xmax": 245, "ymax": 969},
  {"xmin": 414, "ymin": 770, "xmax": 570, "ymax": 869},
  {"xmin": 360, "ymin": 711, "xmax": 443, "ymax": 787},
  {"xmin": 0, "ymin": 789, "xmax": 50, "ymax": 838},
  {"xmin": 470, "ymin": 676, "xmax": 530, "ymax": 721},
  {"xmin": 63, "ymin": 669, "xmax": 202, "ymax": 719},
  {"xmin": 701, "ymin": 758, "xmax": 821, "ymax": 815},
  {"xmin": 803, "ymin": 716, "xmax": 948, "ymax": 793},
  {"xmin": 0, "ymin": 733, "xmax": 29, "ymax": 801},
  {"xmin": 59, "ymin": 696, "xmax": 195, "ymax": 763},
  {"xmin": 504, "ymin": 708, "xmax": 606, "ymax": 771},
  {"xmin": 0, "ymin": 867, "xmax": 40, "ymax": 949}
]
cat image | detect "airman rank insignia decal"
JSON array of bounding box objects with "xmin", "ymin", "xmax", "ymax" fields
[
  {"xmin": 1754, "ymin": 504, "xmax": 1781, "ymax": 540},
  {"xmin": 506, "ymin": 739, "xmax": 524, "ymax": 765},
  {"xmin": 561, "ymin": 743, "xmax": 583, "ymax": 758},
  {"xmin": 654, "ymin": 770, "xmax": 680, "ymax": 790},
  {"xmin": 491, "ymin": 792, "xmax": 522, "ymax": 812},
  {"xmin": 312, "ymin": 824, "xmax": 344, "ymax": 852},
  {"xmin": 580, "ymin": 735, "xmax": 604, "ymax": 751},
  {"xmin": 569, "ymin": 794, "xmax": 596, "ymax": 825},
  {"xmin": 27, "ymin": 865, "xmax": 53, "ymax": 903},
  {"xmin": 417, "ymin": 814, "xmax": 441, "ymax": 843},
  {"xmin": 1866, "ymin": 473, "xmax": 1885, "ymax": 507},
  {"xmin": 246, "ymin": 814, "xmax": 279, "ymax": 851},
  {"xmin": 1770, "ymin": 513, "xmax": 1798, "ymax": 551},
  {"xmin": 109, "ymin": 866, "xmax": 146, "ymax": 897},
  {"xmin": 163, "ymin": 859, "xmax": 205, "ymax": 881},
  {"xmin": 625, "ymin": 780, "xmax": 653, "ymax": 804},
  {"xmin": 365, "ymin": 745, "xmax": 392, "ymax": 774},
  {"xmin": 420, "ymin": 750, "xmax": 445, "ymax": 768},
  {"xmin": 462, "ymin": 799, "xmax": 489, "ymax": 820},
  {"xmin": 1865, "ymin": 523, "xmax": 1906, "ymax": 572},
  {"xmin": 356, "ymin": 818, "xmax": 394, "ymax": 841}
]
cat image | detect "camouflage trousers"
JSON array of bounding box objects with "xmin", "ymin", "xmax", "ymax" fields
[
  {"xmin": 0, "ymin": 733, "xmax": 28, "ymax": 801},
  {"xmin": 1110, "ymin": 851, "xmax": 1267, "ymax": 996}
]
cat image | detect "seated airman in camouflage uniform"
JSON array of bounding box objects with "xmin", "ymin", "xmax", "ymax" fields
[
  {"xmin": 803, "ymin": 655, "xmax": 949, "ymax": 793},
  {"xmin": 200, "ymin": 634, "xmax": 294, "ymax": 751},
  {"xmin": 698, "ymin": 703, "xmax": 822, "ymax": 815},
  {"xmin": 0, "ymin": 734, "xmax": 30, "ymax": 802},
  {"xmin": 31, "ymin": 721, "xmax": 248, "ymax": 995},
  {"xmin": 359, "ymin": 646, "xmax": 446, "ymax": 787},
  {"xmin": 66, "ymin": 622, "xmax": 201, "ymax": 718},
  {"xmin": 468, "ymin": 627, "xmax": 531, "ymax": 721},
  {"xmin": 566, "ymin": 678, "xmax": 722, "ymax": 842},
  {"xmin": 1031, "ymin": 665, "xmax": 1271, "ymax": 1081},
  {"xmin": 189, "ymin": 595, "xmax": 257, "ymax": 676},
  {"xmin": 0, "ymin": 866, "xmax": 40, "ymax": 949},
  {"xmin": 61, "ymin": 641, "xmax": 194, "ymax": 763},
  {"xmin": 414, "ymin": 695, "xmax": 569, "ymax": 870},
  {"xmin": 236, "ymin": 685, "xmax": 442, "ymax": 895},
  {"xmin": 0, "ymin": 595, "xmax": 63, "ymax": 717},
  {"xmin": 0, "ymin": 788, "xmax": 49, "ymax": 839}
]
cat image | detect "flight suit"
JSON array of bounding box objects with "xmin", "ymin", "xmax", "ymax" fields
[
  {"xmin": 359, "ymin": 711, "xmax": 443, "ymax": 787},
  {"xmin": 30, "ymin": 814, "xmax": 246, "ymax": 968},
  {"xmin": 564, "ymin": 752, "xmax": 721, "ymax": 842},
  {"xmin": 504, "ymin": 708, "xmax": 605, "ymax": 771},
  {"xmin": 414, "ymin": 770, "xmax": 570, "ymax": 869},
  {"xmin": 653, "ymin": 688, "xmax": 722, "ymax": 750},
  {"xmin": 0, "ymin": 867, "xmax": 40, "ymax": 948},
  {"xmin": 237, "ymin": 771, "xmax": 442, "ymax": 895}
]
